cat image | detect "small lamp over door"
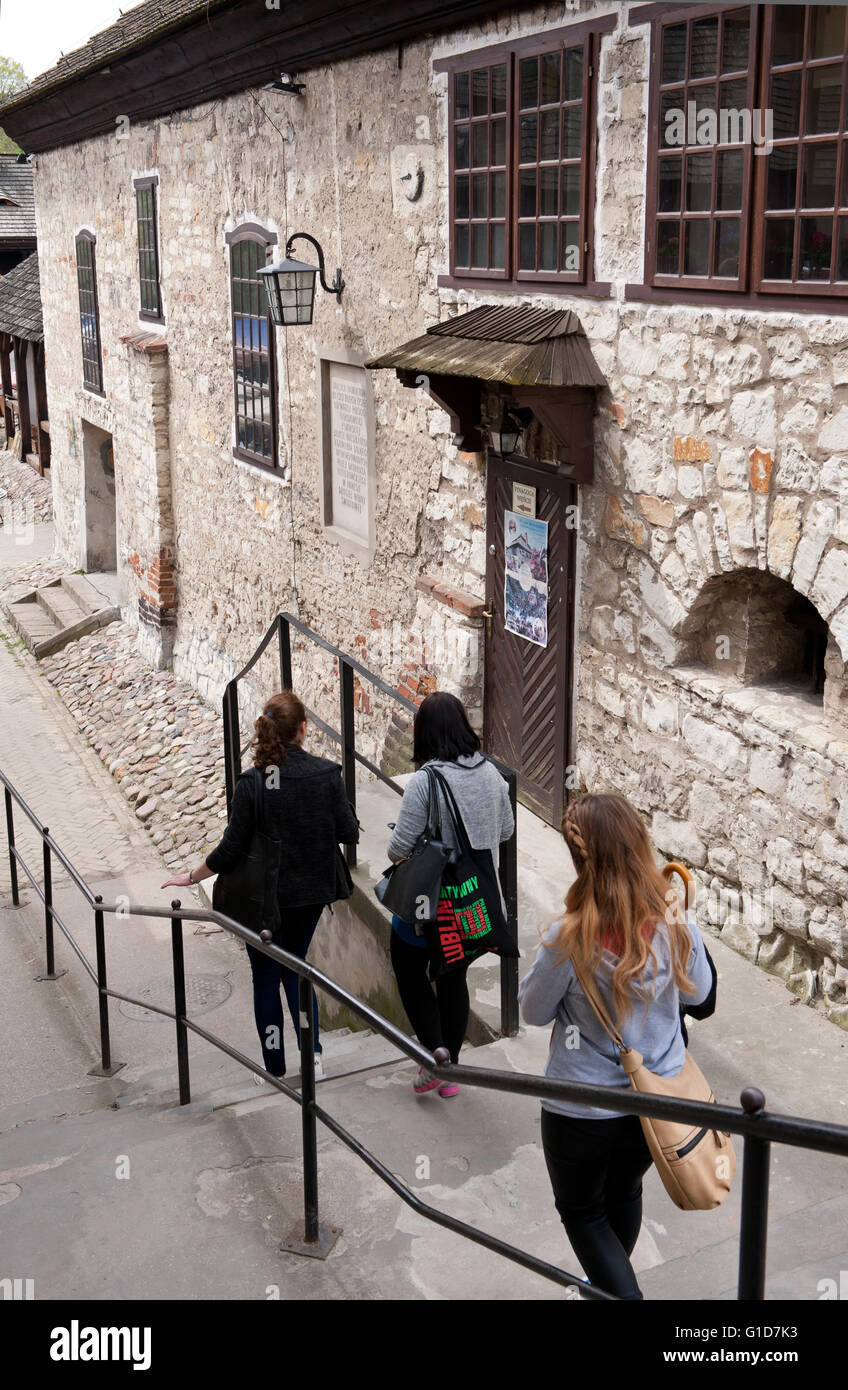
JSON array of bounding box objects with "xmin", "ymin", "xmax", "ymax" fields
[
  {"xmin": 487, "ymin": 406, "xmax": 530, "ymax": 458},
  {"xmin": 257, "ymin": 232, "xmax": 344, "ymax": 326}
]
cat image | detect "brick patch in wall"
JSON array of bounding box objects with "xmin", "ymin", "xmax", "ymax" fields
[
  {"xmin": 129, "ymin": 546, "xmax": 177, "ymax": 629},
  {"xmin": 397, "ymin": 665, "xmax": 437, "ymax": 706},
  {"xmin": 415, "ymin": 573, "xmax": 485, "ymax": 620}
]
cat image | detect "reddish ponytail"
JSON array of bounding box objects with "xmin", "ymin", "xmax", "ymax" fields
[{"xmin": 250, "ymin": 689, "xmax": 306, "ymax": 769}]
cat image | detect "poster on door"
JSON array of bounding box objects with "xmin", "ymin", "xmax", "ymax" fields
[{"xmin": 504, "ymin": 510, "xmax": 548, "ymax": 647}]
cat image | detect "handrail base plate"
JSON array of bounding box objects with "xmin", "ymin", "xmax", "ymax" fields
[{"xmin": 280, "ymin": 1221, "xmax": 342, "ymax": 1261}]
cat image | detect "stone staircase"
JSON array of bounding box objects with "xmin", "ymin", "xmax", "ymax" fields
[{"xmin": 2, "ymin": 572, "xmax": 119, "ymax": 657}]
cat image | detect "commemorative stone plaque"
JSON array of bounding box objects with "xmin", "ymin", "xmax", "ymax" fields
[{"xmin": 328, "ymin": 362, "xmax": 370, "ymax": 544}]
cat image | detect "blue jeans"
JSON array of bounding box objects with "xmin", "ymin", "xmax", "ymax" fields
[{"xmin": 245, "ymin": 903, "xmax": 324, "ymax": 1076}]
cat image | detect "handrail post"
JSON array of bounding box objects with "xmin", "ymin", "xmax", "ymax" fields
[
  {"xmin": 223, "ymin": 682, "xmax": 241, "ymax": 815},
  {"xmin": 279, "ymin": 614, "xmax": 293, "ymax": 689},
  {"xmin": 280, "ymin": 969, "xmax": 341, "ymax": 1259},
  {"xmin": 88, "ymin": 895, "xmax": 124, "ymax": 1077},
  {"xmin": 737, "ymin": 1087, "xmax": 770, "ymax": 1300},
  {"xmin": 499, "ymin": 769, "xmax": 519, "ymax": 1037},
  {"xmin": 170, "ymin": 901, "xmax": 191, "ymax": 1105},
  {"xmin": 300, "ymin": 973, "xmax": 320, "ymax": 1243},
  {"xmin": 339, "ymin": 658, "xmax": 357, "ymax": 871},
  {"xmin": 35, "ymin": 829, "xmax": 66, "ymax": 981},
  {"xmin": 4, "ymin": 786, "xmax": 19, "ymax": 906}
]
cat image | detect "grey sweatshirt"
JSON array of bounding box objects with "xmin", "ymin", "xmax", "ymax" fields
[
  {"xmin": 518, "ymin": 912, "xmax": 714, "ymax": 1119},
  {"xmin": 386, "ymin": 753, "xmax": 514, "ymax": 865}
]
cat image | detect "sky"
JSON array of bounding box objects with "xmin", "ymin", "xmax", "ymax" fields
[{"xmin": 0, "ymin": 0, "xmax": 147, "ymax": 83}]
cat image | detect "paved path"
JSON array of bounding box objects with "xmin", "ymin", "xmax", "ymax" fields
[{"xmin": 1, "ymin": 534, "xmax": 848, "ymax": 1303}]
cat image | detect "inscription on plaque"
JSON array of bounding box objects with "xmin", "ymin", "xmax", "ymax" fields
[{"xmin": 329, "ymin": 363, "xmax": 370, "ymax": 543}]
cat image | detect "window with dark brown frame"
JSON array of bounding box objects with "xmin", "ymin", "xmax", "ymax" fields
[
  {"xmin": 757, "ymin": 3, "xmax": 848, "ymax": 293},
  {"xmin": 134, "ymin": 177, "xmax": 163, "ymax": 321},
  {"xmin": 227, "ymin": 225, "xmax": 279, "ymax": 472},
  {"xmin": 440, "ymin": 19, "xmax": 615, "ymax": 287},
  {"xmin": 75, "ymin": 231, "xmax": 104, "ymax": 394},
  {"xmin": 645, "ymin": 3, "xmax": 848, "ymax": 299}
]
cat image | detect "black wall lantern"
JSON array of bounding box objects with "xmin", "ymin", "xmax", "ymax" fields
[
  {"xmin": 488, "ymin": 406, "xmax": 531, "ymax": 457},
  {"xmin": 257, "ymin": 232, "xmax": 344, "ymax": 327}
]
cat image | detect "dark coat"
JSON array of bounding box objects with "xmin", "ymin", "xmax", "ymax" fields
[{"xmin": 205, "ymin": 746, "xmax": 360, "ymax": 908}]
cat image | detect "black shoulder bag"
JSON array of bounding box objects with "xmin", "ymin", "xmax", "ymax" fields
[
  {"xmin": 374, "ymin": 767, "xmax": 453, "ymax": 928},
  {"xmin": 423, "ymin": 768, "xmax": 519, "ymax": 978},
  {"xmin": 212, "ymin": 768, "xmax": 282, "ymax": 936}
]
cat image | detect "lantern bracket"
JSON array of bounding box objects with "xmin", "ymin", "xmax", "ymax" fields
[{"xmin": 285, "ymin": 233, "xmax": 344, "ymax": 301}]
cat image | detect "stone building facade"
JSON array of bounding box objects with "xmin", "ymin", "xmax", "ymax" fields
[{"xmin": 2, "ymin": 0, "xmax": 848, "ymax": 1022}]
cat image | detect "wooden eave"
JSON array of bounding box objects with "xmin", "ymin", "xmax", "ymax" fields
[{"xmin": 0, "ymin": 0, "xmax": 518, "ymax": 154}]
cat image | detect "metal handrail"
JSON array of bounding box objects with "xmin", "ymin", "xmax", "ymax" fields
[
  {"xmin": 4, "ymin": 765, "xmax": 848, "ymax": 1301},
  {"xmin": 221, "ymin": 610, "xmax": 521, "ymax": 1036}
]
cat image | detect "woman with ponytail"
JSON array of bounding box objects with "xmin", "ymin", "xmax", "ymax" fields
[
  {"xmin": 518, "ymin": 793, "xmax": 713, "ymax": 1300},
  {"xmin": 163, "ymin": 690, "xmax": 359, "ymax": 1081}
]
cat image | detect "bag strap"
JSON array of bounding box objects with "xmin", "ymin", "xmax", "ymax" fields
[
  {"xmin": 570, "ymin": 953, "xmax": 626, "ymax": 1053},
  {"xmin": 424, "ymin": 765, "xmax": 441, "ymax": 840},
  {"xmin": 429, "ymin": 767, "xmax": 473, "ymax": 856},
  {"xmin": 253, "ymin": 766, "xmax": 266, "ymax": 834}
]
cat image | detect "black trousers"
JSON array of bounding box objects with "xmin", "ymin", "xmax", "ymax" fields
[
  {"xmin": 390, "ymin": 930, "xmax": 470, "ymax": 1064},
  {"xmin": 541, "ymin": 1107, "xmax": 653, "ymax": 1300}
]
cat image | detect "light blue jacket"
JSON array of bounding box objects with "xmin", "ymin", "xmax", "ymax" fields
[{"xmin": 519, "ymin": 912, "xmax": 714, "ymax": 1118}]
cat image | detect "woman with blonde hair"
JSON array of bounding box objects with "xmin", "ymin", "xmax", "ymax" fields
[
  {"xmin": 164, "ymin": 689, "xmax": 359, "ymax": 1082},
  {"xmin": 518, "ymin": 793, "xmax": 713, "ymax": 1300}
]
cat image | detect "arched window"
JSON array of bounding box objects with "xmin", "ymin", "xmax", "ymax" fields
[
  {"xmin": 226, "ymin": 223, "xmax": 279, "ymax": 472},
  {"xmin": 75, "ymin": 231, "xmax": 103, "ymax": 394}
]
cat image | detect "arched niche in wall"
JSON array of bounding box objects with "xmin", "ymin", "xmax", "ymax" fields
[{"xmin": 678, "ymin": 568, "xmax": 836, "ymax": 706}]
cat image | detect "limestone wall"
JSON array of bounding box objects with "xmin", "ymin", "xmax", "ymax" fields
[
  {"xmin": 33, "ymin": 36, "xmax": 488, "ymax": 764},
  {"xmin": 30, "ymin": 0, "xmax": 848, "ymax": 1015}
]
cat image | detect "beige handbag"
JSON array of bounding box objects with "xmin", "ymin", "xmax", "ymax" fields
[{"xmin": 572, "ymin": 958, "xmax": 736, "ymax": 1212}]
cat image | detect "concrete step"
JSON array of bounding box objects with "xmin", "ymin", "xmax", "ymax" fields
[
  {"xmin": 36, "ymin": 580, "xmax": 86, "ymax": 628},
  {"xmin": 1, "ymin": 572, "xmax": 119, "ymax": 658},
  {"xmin": 62, "ymin": 571, "xmax": 118, "ymax": 614}
]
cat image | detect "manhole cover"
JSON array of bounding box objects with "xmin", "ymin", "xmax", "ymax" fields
[{"xmin": 119, "ymin": 974, "xmax": 232, "ymax": 1021}]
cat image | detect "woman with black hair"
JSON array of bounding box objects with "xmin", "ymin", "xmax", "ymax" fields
[{"xmin": 387, "ymin": 691, "xmax": 514, "ymax": 1097}]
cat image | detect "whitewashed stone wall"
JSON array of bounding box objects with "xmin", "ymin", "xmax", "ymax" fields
[{"xmin": 31, "ymin": 0, "xmax": 848, "ymax": 1017}]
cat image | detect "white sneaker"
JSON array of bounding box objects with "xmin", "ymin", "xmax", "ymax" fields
[{"xmin": 313, "ymin": 1055, "xmax": 325, "ymax": 1081}]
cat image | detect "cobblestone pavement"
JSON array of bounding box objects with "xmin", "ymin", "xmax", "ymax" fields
[
  {"xmin": 0, "ymin": 448, "xmax": 53, "ymax": 525},
  {"xmin": 38, "ymin": 622, "xmax": 230, "ymax": 871},
  {"xmin": 0, "ymin": 621, "xmax": 160, "ymax": 886}
]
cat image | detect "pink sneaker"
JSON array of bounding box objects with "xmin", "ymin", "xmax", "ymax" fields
[
  {"xmin": 438, "ymin": 1082, "xmax": 460, "ymax": 1098},
  {"xmin": 413, "ymin": 1067, "xmax": 441, "ymax": 1094}
]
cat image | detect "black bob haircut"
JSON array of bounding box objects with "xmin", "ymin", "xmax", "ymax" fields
[{"xmin": 413, "ymin": 691, "xmax": 481, "ymax": 767}]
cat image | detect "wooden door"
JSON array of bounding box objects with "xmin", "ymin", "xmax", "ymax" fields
[{"xmin": 484, "ymin": 455, "xmax": 577, "ymax": 828}]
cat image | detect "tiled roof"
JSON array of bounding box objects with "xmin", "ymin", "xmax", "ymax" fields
[
  {"xmin": 0, "ymin": 253, "xmax": 43, "ymax": 341},
  {"xmin": 0, "ymin": 0, "xmax": 234, "ymax": 111},
  {"xmin": 0, "ymin": 155, "xmax": 35, "ymax": 243}
]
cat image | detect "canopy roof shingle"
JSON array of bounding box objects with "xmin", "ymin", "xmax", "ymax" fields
[
  {"xmin": 0, "ymin": 253, "xmax": 43, "ymax": 342},
  {"xmin": 366, "ymin": 303, "xmax": 606, "ymax": 389},
  {"xmin": 0, "ymin": 156, "xmax": 35, "ymax": 244}
]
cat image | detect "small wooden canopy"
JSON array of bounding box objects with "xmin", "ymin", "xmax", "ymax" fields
[
  {"xmin": 366, "ymin": 303, "xmax": 606, "ymax": 389},
  {"xmin": 367, "ymin": 304, "xmax": 606, "ymax": 478}
]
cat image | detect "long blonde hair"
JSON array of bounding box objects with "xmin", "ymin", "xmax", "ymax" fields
[{"xmin": 553, "ymin": 793, "xmax": 694, "ymax": 1022}]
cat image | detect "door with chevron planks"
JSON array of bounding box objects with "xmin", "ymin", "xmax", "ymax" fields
[{"xmin": 484, "ymin": 454, "xmax": 577, "ymax": 828}]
